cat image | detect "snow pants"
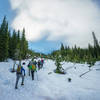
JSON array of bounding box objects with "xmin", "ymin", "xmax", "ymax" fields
[
  {"xmin": 41, "ymin": 63, "xmax": 43, "ymax": 69},
  {"xmin": 29, "ymin": 69, "xmax": 31, "ymax": 76},
  {"xmin": 15, "ymin": 73, "xmax": 24, "ymax": 88},
  {"xmin": 38, "ymin": 65, "xmax": 41, "ymax": 70},
  {"xmin": 31, "ymin": 70, "xmax": 34, "ymax": 80}
]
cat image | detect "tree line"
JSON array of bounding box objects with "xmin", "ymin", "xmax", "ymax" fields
[
  {"xmin": 50, "ymin": 32, "xmax": 100, "ymax": 65},
  {"xmin": 0, "ymin": 16, "xmax": 28, "ymax": 61}
]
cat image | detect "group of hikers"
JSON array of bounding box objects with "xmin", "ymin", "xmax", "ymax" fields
[{"xmin": 15, "ymin": 57, "xmax": 44, "ymax": 89}]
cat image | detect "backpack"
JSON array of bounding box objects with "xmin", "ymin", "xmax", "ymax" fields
[
  {"xmin": 17, "ymin": 66, "xmax": 21, "ymax": 74},
  {"xmin": 29, "ymin": 64, "xmax": 36, "ymax": 71},
  {"xmin": 32, "ymin": 64, "xmax": 36, "ymax": 70}
]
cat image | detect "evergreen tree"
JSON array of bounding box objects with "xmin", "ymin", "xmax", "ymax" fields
[
  {"xmin": 8, "ymin": 30, "xmax": 12, "ymax": 58},
  {"xmin": 60, "ymin": 43, "xmax": 65, "ymax": 57},
  {"xmin": 0, "ymin": 16, "xmax": 9, "ymax": 61},
  {"xmin": 11, "ymin": 30, "xmax": 17, "ymax": 59},
  {"xmin": 51, "ymin": 32, "xmax": 100, "ymax": 64},
  {"xmin": 55, "ymin": 55, "xmax": 65, "ymax": 74},
  {"xmin": 20, "ymin": 28, "xmax": 28, "ymax": 59},
  {"xmin": 0, "ymin": 16, "xmax": 29, "ymax": 62},
  {"xmin": 61, "ymin": 43, "xmax": 64, "ymax": 51}
]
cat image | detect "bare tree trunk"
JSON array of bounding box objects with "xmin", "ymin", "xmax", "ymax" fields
[{"xmin": 12, "ymin": 60, "xmax": 16, "ymax": 72}]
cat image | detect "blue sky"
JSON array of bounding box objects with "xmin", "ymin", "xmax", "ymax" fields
[
  {"xmin": 0, "ymin": 0, "xmax": 14, "ymax": 24},
  {"xmin": 0, "ymin": 0, "xmax": 100, "ymax": 54}
]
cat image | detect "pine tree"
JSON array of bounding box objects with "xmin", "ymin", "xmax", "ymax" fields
[
  {"xmin": 0, "ymin": 16, "xmax": 9, "ymax": 61},
  {"xmin": 55, "ymin": 55, "xmax": 65, "ymax": 74},
  {"xmin": 4, "ymin": 22, "xmax": 9, "ymax": 61},
  {"xmin": 8, "ymin": 30, "xmax": 12, "ymax": 58},
  {"xmin": 61, "ymin": 43, "xmax": 64, "ymax": 51},
  {"xmin": 60, "ymin": 43, "xmax": 65, "ymax": 57},
  {"xmin": 20, "ymin": 28, "xmax": 28, "ymax": 59},
  {"xmin": 11, "ymin": 30, "xmax": 17, "ymax": 59},
  {"xmin": 0, "ymin": 17, "xmax": 29, "ymax": 62},
  {"xmin": 16, "ymin": 30, "xmax": 21, "ymax": 49}
]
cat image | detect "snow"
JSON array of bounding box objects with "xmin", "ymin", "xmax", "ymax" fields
[{"xmin": 0, "ymin": 59, "xmax": 100, "ymax": 100}]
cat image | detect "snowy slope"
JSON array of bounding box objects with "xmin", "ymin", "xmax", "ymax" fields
[{"xmin": 0, "ymin": 59, "xmax": 100, "ymax": 100}]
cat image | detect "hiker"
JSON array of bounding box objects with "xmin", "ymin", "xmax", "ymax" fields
[
  {"xmin": 28, "ymin": 60, "xmax": 33, "ymax": 76},
  {"xmin": 28, "ymin": 63, "xmax": 36, "ymax": 80},
  {"xmin": 37, "ymin": 60, "xmax": 41, "ymax": 70},
  {"xmin": 41, "ymin": 58, "xmax": 44, "ymax": 68},
  {"xmin": 33, "ymin": 59, "xmax": 37, "ymax": 67},
  {"xmin": 15, "ymin": 65, "xmax": 25, "ymax": 89}
]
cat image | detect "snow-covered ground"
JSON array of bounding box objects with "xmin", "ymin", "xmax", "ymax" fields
[{"xmin": 0, "ymin": 59, "xmax": 100, "ymax": 100}]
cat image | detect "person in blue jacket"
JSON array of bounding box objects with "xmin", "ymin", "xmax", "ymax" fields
[{"xmin": 15, "ymin": 65, "xmax": 25, "ymax": 89}]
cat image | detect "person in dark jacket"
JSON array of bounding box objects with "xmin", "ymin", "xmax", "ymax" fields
[
  {"xmin": 41, "ymin": 58, "xmax": 44, "ymax": 68},
  {"xmin": 37, "ymin": 60, "xmax": 41, "ymax": 70},
  {"xmin": 28, "ymin": 60, "xmax": 33, "ymax": 76}
]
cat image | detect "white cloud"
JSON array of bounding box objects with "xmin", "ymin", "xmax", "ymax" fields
[{"xmin": 9, "ymin": 0, "xmax": 100, "ymax": 47}]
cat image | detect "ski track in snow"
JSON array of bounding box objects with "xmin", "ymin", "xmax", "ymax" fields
[{"xmin": 0, "ymin": 59, "xmax": 100, "ymax": 100}]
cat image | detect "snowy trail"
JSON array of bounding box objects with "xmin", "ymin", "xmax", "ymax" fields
[{"xmin": 0, "ymin": 59, "xmax": 100, "ymax": 100}]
